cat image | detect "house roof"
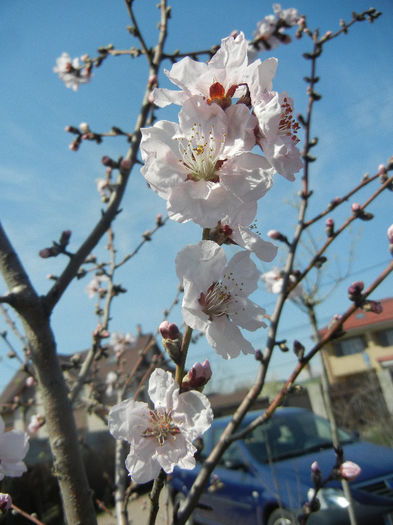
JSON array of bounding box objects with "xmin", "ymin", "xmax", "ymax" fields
[
  {"xmin": 319, "ymin": 297, "xmax": 393, "ymax": 338},
  {"xmin": 0, "ymin": 333, "xmax": 171, "ymax": 412}
]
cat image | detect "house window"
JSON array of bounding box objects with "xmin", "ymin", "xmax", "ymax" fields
[
  {"xmin": 376, "ymin": 329, "xmax": 393, "ymax": 347},
  {"xmin": 333, "ymin": 336, "xmax": 366, "ymax": 357}
]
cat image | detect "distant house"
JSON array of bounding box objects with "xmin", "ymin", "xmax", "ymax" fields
[
  {"xmin": 319, "ymin": 297, "xmax": 393, "ymax": 384},
  {"xmin": 0, "ymin": 331, "xmax": 170, "ymax": 439}
]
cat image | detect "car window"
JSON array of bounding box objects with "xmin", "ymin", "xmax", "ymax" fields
[{"xmin": 243, "ymin": 411, "xmax": 354, "ymax": 463}]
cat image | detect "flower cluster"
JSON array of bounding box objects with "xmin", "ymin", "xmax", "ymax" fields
[
  {"xmin": 109, "ymin": 18, "xmax": 302, "ymax": 483},
  {"xmin": 143, "ymin": 31, "xmax": 302, "ymax": 242}
]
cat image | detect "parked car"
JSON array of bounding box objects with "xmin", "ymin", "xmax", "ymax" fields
[{"xmin": 169, "ymin": 407, "xmax": 393, "ymax": 525}]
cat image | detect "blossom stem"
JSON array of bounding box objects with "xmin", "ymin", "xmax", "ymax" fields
[
  {"xmin": 148, "ymin": 469, "xmax": 166, "ymax": 525},
  {"xmin": 175, "ymin": 324, "xmax": 193, "ymax": 387}
]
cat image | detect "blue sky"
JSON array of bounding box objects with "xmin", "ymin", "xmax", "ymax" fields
[{"xmin": 0, "ymin": 0, "xmax": 392, "ymax": 393}]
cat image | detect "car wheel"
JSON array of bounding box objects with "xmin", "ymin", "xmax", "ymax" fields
[
  {"xmin": 173, "ymin": 492, "xmax": 196, "ymax": 525},
  {"xmin": 267, "ymin": 508, "xmax": 298, "ymax": 525}
]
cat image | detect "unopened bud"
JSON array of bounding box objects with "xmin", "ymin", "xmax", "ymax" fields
[
  {"xmin": 293, "ymin": 340, "xmax": 305, "ymax": 361},
  {"xmin": 182, "ymin": 360, "xmax": 212, "ymax": 392},
  {"xmin": 310, "ymin": 461, "xmax": 322, "ymax": 488},
  {"xmin": 267, "ymin": 230, "xmax": 289, "ymax": 244},
  {"xmin": 59, "ymin": 230, "xmax": 72, "ymax": 246},
  {"xmin": 351, "ymin": 202, "xmax": 361, "ymax": 213},
  {"xmin": 362, "ymin": 300, "xmax": 383, "ymax": 314},
  {"xmin": 378, "ymin": 164, "xmax": 387, "ymax": 176},
  {"xmin": 79, "ymin": 122, "xmax": 90, "ymax": 134},
  {"xmin": 325, "ymin": 218, "xmax": 334, "ymax": 237},
  {"xmin": 348, "ymin": 280, "xmax": 364, "ymax": 302},
  {"xmin": 120, "ymin": 158, "xmax": 132, "ymax": 173},
  {"xmin": 339, "ymin": 460, "xmax": 361, "ymax": 481},
  {"xmin": 156, "ymin": 214, "xmax": 164, "ymax": 227},
  {"xmin": 39, "ymin": 248, "xmax": 53, "ymax": 259},
  {"xmin": 159, "ymin": 321, "xmax": 179, "ymax": 340},
  {"xmin": 101, "ymin": 156, "xmax": 118, "ymax": 168},
  {"xmin": 25, "ymin": 376, "xmax": 35, "ymax": 388}
]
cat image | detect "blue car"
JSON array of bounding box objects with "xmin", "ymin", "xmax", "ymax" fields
[{"xmin": 170, "ymin": 407, "xmax": 393, "ymax": 525}]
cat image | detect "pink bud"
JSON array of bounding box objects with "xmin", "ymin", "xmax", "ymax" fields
[
  {"xmin": 0, "ymin": 493, "xmax": 12, "ymax": 513},
  {"xmin": 25, "ymin": 376, "xmax": 35, "ymax": 388},
  {"xmin": 79, "ymin": 122, "xmax": 90, "ymax": 134},
  {"xmin": 348, "ymin": 280, "xmax": 364, "ymax": 296},
  {"xmin": 339, "ymin": 461, "xmax": 361, "ymax": 481},
  {"xmin": 159, "ymin": 321, "xmax": 179, "ymax": 340},
  {"xmin": 148, "ymin": 74, "xmax": 158, "ymax": 87},
  {"xmin": 120, "ymin": 158, "xmax": 132, "ymax": 172},
  {"xmin": 39, "ymin": 248, "xmax": 53, "ymax": 259},
  {"xmin": 325, "ymin": 218, "xmax": 334, "ymax": 227},
  {"xmin": 351, "ymin": 202, "xmax": 361, "ymax": 213},
  {"xmin": 378, "ymin": 164, "xmax": 387, "ymax": 175},
  {"xmin": 69, "ymin": 141, "xmax": 79, "ymax": 151},
  {"xmin": 101, "ymin": 156, "xmax": 117, "ymax": 168},
  {"xmin": 311, "ymin": 461, "xmax": 320, "ymax": 473},
  {"xmin": 267, "ymin": 229, "xmax": 281, "ymax": 240},
  {"xmin": 182, "ymin": 360, "xmax": 212, "ymax": 391},
  {"xmin": 28, "ymin": 414, "xmax": 45, "ymax": 435}
]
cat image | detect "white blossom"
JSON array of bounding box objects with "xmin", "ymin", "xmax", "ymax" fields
[
  {"xmin": 153, "ymin": 32, "xmax": 250, "ymax": 108},
  {"xmin": 108, "ymin": 369, "xmax": 213, "ymax": 484},
  {"xmin": 53, "ymin": 52, "xmax": 91, "ymax": 91},
  {"xmin": 0, "ymin": 416, "xmax": 29, "ymax": 480},
  {"xmin": 253, "ymin": 91, "xmax": 303, "ymax": 180},
  {"xmin": 141, "ymin": 96, "xmax": 273, "ymax": 228},
  {"xmin": 261, "ymin": 267, "xmax": 302, "ymax": 298},
  {"xmin": 176, "ymin": 241, "xmax": 266, "ymax": 359}
]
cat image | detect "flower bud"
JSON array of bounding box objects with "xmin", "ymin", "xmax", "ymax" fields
[
  {"xmin": 39, "ymin": 248, "xmax": 54, "ymax": 259},
  {"xmin": 120, "ymin": 158, "xmax": 132, "ymax": 173},
  {"xmin": 25, "ymin": 376, "xmax": 35, "ymax": 388},
  {"xmin": 267, "ymin": 230, "xmax": 289, "ymax": 245},
  {"xmin": 362, "ymin": 300, "xmax": 383, "ymax": 314},
  {"xmin": 351, "ymin": 202, "xmax": 361, "ymax": 213},
  {"xmin": 182, "ymin": 360, "xmax": 212, "ymax": 392},
  {"xmin": 159, "ymin": 321, "xmax": 179, "ymax": 340},
  {"xmin": 378, "ymin": 164, "xmax": 387, "ymax": 176},
  {"xmin": 28, "ymin": 414, "xmax": 45, "ymax": 435},
  {"xmin": 348, "ymin": 280, "xmax": 364, "ymax": 300},
  {"xmin": 339, "ymin": 460, "xmax": 361, "ymax": 481},
  {"xmin": 293, "ymin": 340, "xmax": 305, "ymax": 360},
  {"xmin": 0, "ymin": 493, "xmax": 12, "ymax": 513},
  {"xmin": 310, "ymin": 460, "xmax": 322, "ymax": 488},
  {"xmin": 79, "ymin": 122, "xmax": 90, "ymax": 134},
  {"xmin": 59, "ymin": 230, "xmax": 72, "ymax": 247},
  {"xmin": 101, "ymin": 156, "xmax": 118, "ymax": 168},
  {"xmin": 325, "ymin": 217, "xmax": 334, "ymax": 237}
]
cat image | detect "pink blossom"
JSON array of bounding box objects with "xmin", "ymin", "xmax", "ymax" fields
[
  {"xmin": 339, "ymin": 460, "xmax": 361, "ymax": 481},
  {"xmin": 108, "ymin": 369, "xmax": 213, "ymax": 483},
  {"xmin": 176, "ymin": 241, "xmax": 266, "ymax": 359},
  {"xmin": 25, "ymin": 376, "xmax": 35, "ymax": 388}
]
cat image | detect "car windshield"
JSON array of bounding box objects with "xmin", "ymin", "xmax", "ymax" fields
[{"xmin": 244, "ymin": 411, "xmax": 355, "ymax": 463}]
